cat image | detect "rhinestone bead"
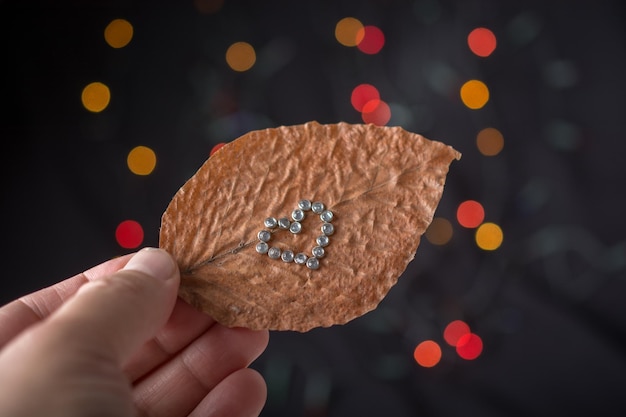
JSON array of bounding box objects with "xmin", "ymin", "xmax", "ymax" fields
[
  {"xmin": 298, "ymin": 199, "xmax": 312, "ymax": 211},
  {"xmin": 255, "ymin": 241, "xmax": 269, "ymax": 254},
  {"xmin": 264, "ymin": 217, "xmax": 278, "ymax": 229},
  {"xmin": 321, "ymin": 222, "xmax": 334, "ymax": 236},
  {"xmin": 278, "ymin": 217, "xmax": 291, "ymax": 229},
  {"xmin": 294, "ymin": 253, "xmax": 308, "ymax": 265},
  {"xmin": 306, "ymin": 257, "xmax": 320, "ymax": 270},
  {"xmin": 289, "ymin": 221, "xmax": 302, "ymax": 234},
  {"xmin": 257, "ymin": 230, "xmax": 271, "ymax": 242},
  {"xmin": 268, "ymin": 247, "xmax": 281, "ymax": 259},
  {"xmin": 316, "ymin": 235, "xmax": 330, "ymax": 247},
  {"xmin": 291, "ymin": 209, "xmax": 305, "ymax": 222},
  {"xmin": 311, "ymin": 201, "xmax": 325, "ymax": 214},
  {"xmin": 281, "ymin": 250, "xmax": 294, "ymax": 263},
  {"xmin": 312, "ymin": 246, "xmax": 325, "ymax": 258},
  {"xmin": 320, "ymin": 210, "xmax": 334, "ymax": 223}
]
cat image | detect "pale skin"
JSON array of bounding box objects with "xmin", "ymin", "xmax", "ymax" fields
[{"xmin": 0, "ymin": 248, "xmax": 269, "ymax": 417}]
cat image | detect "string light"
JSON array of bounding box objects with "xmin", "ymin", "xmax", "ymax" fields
[
  {"xmin": 226, "ymin": 41, "xmax": 256, "ymax": 72},
  {"xmin": 335, "ymin": 17, "xmax": 365, "ymax": 47},
  {"xmin": 81, "ymin": 82, "xmax": 111, "ymax": 113},
  {"xmin": 460, "ymin": 79, "xmax": 489, "ymax": 109},
  {"xmin": 475, "ymin": 222, "xmax": 504, "ymax": 250},
  {"xmin": 115, "ymin": 220, "xmax": 144, "ymax": 249},
  {"xmin": 356, "ymin": 25, "xmax": 385, "ymax": 54},
  {"xmin": 127, "ymin": 146, "xmax": 157, "ymax": 176},
  {"xmin": 443, "ymin": 320, "xmax": 471, "ymax": 346},
  {"xmin": 361, "ymin": 99, "xmax": 391, "ymax": 125},
  {"xmin": 456, "ymin": 200, "xmax": 485, "ymax": 228},
  {"xmin": 104, "ymin": 19, "xmax": 133, "ymax": 48},
  {"xmin": 413, "ymin": 340, "xmax": 442, "ymax": 368},
  {"xmin": 467, "ymin": 27, "xmax": 496, "ymax": 57},
  {"xmin": 456, "ymin": 333, "xmax": 483, "ymax": 360},
  {"xmin": 351, "ymin": 84, "xmax": 380, "ymax": 112}
]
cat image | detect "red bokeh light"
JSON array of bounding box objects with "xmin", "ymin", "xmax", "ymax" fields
[
  {"xmin": 443, "ymin": 320, "xmax": 471, "ymax": 346},
  {"xmin": 115, "ymin": 220, "xmax": 144, "ymax": 249},
  {"xmin": 361, "ymin": 99, "xmax": 391, "ymax": 126},
  {"xmin": 456, "ymin": 333, "xmax": 483, "ymax": 360},
  {"xmin": 456, "ymin": 200, "xmax": 485, "ymax": 228},
  {"xmin": 210, "ymin": 142, "xmax": 226, "ymax": 156},
  {"xmin": 468, "ymin": 27, "xmax": 497, "ymax": 57},
  {"xmin": 351, "ymin": 84, "xmax": 380, "ymax": 112},
  {"xmin": 356, "ymin": 25, "xmax": 385, "ymax": 54}
]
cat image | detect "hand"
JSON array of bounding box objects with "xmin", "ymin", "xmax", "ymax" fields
[{"xmin": 0, "ymin": 248, "xmax": 269, "ymax": 417}]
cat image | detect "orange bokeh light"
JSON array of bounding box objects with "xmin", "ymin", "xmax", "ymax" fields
[{"xmin": 414, "ymin": 340, "xmax": 442, "ymax": 368}]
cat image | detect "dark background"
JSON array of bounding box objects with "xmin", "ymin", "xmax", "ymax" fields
[{"xmin": 2, "ymin": 1, "xmax": 626, "ymax": 416}]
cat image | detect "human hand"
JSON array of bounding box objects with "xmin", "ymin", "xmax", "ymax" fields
[{"xmin": 0, "ymin": 248, "xmax": 269, "ymax": 417}]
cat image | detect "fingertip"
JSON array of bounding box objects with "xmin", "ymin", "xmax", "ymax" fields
[{"xmin": 123, "ymin": 248, "xmax": 179, "ymax": 283}]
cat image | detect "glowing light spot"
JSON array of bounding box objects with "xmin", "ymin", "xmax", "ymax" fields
[
  {"xmin": 104, "ymin": 19, "xmax": 133, "ymax": 48},
  {"xmin": 425, "ymin": 217, "xmax": 453, "ymax": 245},
  {"xmin": 335, "ymin": 17, "xmax": 365, "ymax": 47},
  {"xmin": 456, "ymin": 200, "xmax": 485, "ymax": 228},
  {"xmin": 476, "ymin": 127, "xmax": 504, "ymax": 156},
  {"xmin": 467, "ymin": 27, "xmax": 496, "ymax": 57},
  {"xmin": 115, "ymin": 220, "xmax": 144, "ymax": 249},
  {"xmin": 351, "ymin": 84, "xmax": 380, "ymax": 112},
  {"xmin": 81, "ymin": 82, "xmax": 111, "ymax": 113},
  {"xmin": 460, "ymin": 80, "xmax": 489, "ymax": 109},
  {"xmin": 226, "ymin": 42, "xmax": 256, "ymax": 72},
  {"xmin": 475, "ymin": 222, "xmax": 503, "ymax": 251},
  {"xmin": 194, "ymin": 0, "xmax": 224, "ymax": 14},
  {"xmin": 210, "ymin": 142, "xmax": 226, "ymax": 156},
  {"xmin": 443, "ymin": 320, "xmax": 471, "ymax": 346},
  {"xmin": 456, "ymin": 333, "xmax": 483, "ymax": 360},
  {"xmin": 413, "ymin": 340, "xmax": 442, "ymax": 368},
  {"xmin": 356, "ymin": 25, "xmax": 385, "ymax": 54},
  {"xmin": 361, "ymin": 99, "xmax": 391, "ymax": 126},
  {"xmin": 127, "ymin": 146, "xmax": 156, "ymax": 176}
]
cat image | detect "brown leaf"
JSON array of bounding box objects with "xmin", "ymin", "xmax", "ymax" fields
[{"xmin": 159, "ymin": 121, "xmax": 461, "ymax": 332}]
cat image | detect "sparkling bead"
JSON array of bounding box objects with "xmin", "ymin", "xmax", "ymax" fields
[
  {"xmin": 281, "ymin": 250, "xmax": 294, "ymax": 263},
  {"xmin": 255, "ymin": 242, "xmax": 269, "ymax": 254},
  {"xmin": 320, "ymin": 210, "xmax": 334, "ymax": 223},
  {"xmin": 311, "ymin": 201, "xmax": 325, "ymax": 214},
  {"xmin": 257, "ymin": 230, "xmax": 271, "ymax": 242},
  {"xmin": 278, "ymin": 217, "xmax": 290, "ymax": 229},
  {"xmin": 312, "ymin": 246, "xmax": 325, "ymax": 258},
  {"xmin": 321, "ymin": 222, "xmax": 334, "ymax": 236},
  {"xmin": 294, "ymin": 253, "xmax": 308, "ymax": 265},
  {"xmin": 306, "ymin": 257, "xmax": 320, "ymax": 270},
  {"xmin": 264, "ymin": 217, "xmax": 278, "ymax": 229},
  {"xmin": 291, "ymin": 209, "xmax": 305, "ymax": 222},
  {"xmin": 268, "ymin": 247, "xmax": 281, "ymax": 259},
  {"xmin": 298, "ymin": 199, "xmax": 312, "ymax": 211},
  {"xmin": 289, "ymin": 221, "xmax": 302, "ymax": 234},
  {"xmin": 316, "ymin": 235, "xmax": 330, "ymax": 247}
]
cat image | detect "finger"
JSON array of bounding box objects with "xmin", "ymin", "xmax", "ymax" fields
[
  {"xmin": 0, "ymin": 254, "xmax": 133, "ymax": 347},
  {"xmin": 189, "ymin": 368, "xmax": 267, "ymax": 417},
  {"xmin": 133, "ymin": 325, "xmax": 269, "ymax": 417}
]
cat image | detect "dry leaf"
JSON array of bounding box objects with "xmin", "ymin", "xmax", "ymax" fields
[{"xmin": 159, "ymin": 121, "xmax": 461, "ymax": 332}]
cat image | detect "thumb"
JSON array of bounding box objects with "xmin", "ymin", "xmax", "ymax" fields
[{"xmin": 46, "ymin": 247, "xmax": 180, "ymax": 365}]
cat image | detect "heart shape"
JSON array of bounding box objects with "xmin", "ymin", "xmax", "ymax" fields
[{"xmin": 255, "ymin": 199, "xmax": 334, "ymax": 270}]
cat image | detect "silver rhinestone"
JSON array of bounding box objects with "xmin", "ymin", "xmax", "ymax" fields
[
  {"xmin": 257, "ymin": 230, "xmax": 271, "ymax": 242},
  {"xmin": 316, "ymin": 235, "xmax": 330, "ymax": 247},
  {"xmin": 306, "ymin": 257, "xmax": 320, "ymax": 270},
  {"xmin": 320, "ymin": 210, "xmax": 334, "ymax": 223},
  {"xmin": 311, "ymin": 201, "xmax": 325, "ymax": 214},
  {"xmin": 312, "ymin": 246, "xmax": 325, "ymax": 258},
  {"xmin": 255, "ymin": 241, "xmax": 269, "ymax": 254},
  {"xmin": 264, "ymin": 217, "xmax": 278, "ymax": 229},
  {"xmin": 289, "ymin": 221, "xmax": 302, "ymax": 234},
  {"xmin": 268, "ymin": 247, "xmax": 281, "ymax": 259},
  {"xmin": 291, "ymin": 209, "xmax": 305, "ymax": 222},
  {"xmin": 281, "ymin": 250, "xmax": 294, "ymax": 263},
  {"xmin": 278, "ymin": 217, "xmax": 290, "ymax": 229},
  {"xmin": 321, "ymin": 222, "xmax": 334, "ymax": 236},
  {"xmin": 294, "ymin": 253, "xmax": 308, "ymax": 264},
  {"xmin": 298, "ymin": 199, "xmax": 312, "ymax": 211}
]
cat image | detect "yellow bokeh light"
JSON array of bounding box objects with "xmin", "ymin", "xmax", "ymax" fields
[
  {"xmin": 81, "ymin": 82, "xmax": 111, "ymax": 113},
  {"xmin": 460, "ymin": 79, "xmax": 489, "ymax": 109},
  {"xmin": 425, "ymin": 217, "xmax": 454, "ymax": 245},
  {"xmin": 104, "ymin": 19, "xmax": 133, "ymax": 48},
  {"xmin": 127, "ymin": 145, "xmax": 157, "ymax": 176},
  {"xmin": 226, "ymin": 42, "xmax": 256, "ymax": 72},
  {"xmin": 475, "ymin": 222, "xmax": 503, "ymax": 250},
  {"xmin": 476, "ymin": 127, "xmax": 504, "ymax": 156},
  {"xmin": 335, "ymin": 17, "xmax": 365, "ymax": 47}
]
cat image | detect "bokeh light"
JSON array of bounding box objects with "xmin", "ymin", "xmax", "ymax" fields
[
  {"xmin": 81, "ymin": 82, "xmax": 111, "ymax": 113},
  {"xmin": 467, "ymin": 27, "xmax": 497, "ymax": 57},
  {"xmin": 460, "ymin": 80, "xmax": 489, "ymax": 109},
  {"xmin": 127, "ymin": 145, "xmax": 157, "ymax": 176},
  {"xmin": 475, "ymin": 222, "xmax": 504, "ymax": 250},
  {"xmin": 115, "ymin": 220, "xmax": 144, "ymax": 249},
  {"xmin": 413, "ymin": 340, "xmax": 442, "ymax": 368},
  {"xmin": 443, "ymin": 320, "xmax": 471, "ymax": 346},
  {"xmin": 361, "ymin": 99, "xmax": 391, "ymax": 126},
  {"xmin": 477, "ymin": 127, "xmax": 504, "ymax": 156},
  {"xmin": 335, "ymin": 17, "xmax": 365, "ymax": 47},
  {"xmin": 351, "ymin": 84, "xmax": 380, "ymax": 112},
  {"xmin": 456, "ymin": 333, "xmax": 483, "ymax": 360},
  {"xmin": 210, "ymin": 142, "xmax": 226, "ymax": 156},
  {"xmin": 425, "ymin": 217, "xmax": 454, "ymax": 245},
  {"xmin": 226, "ymin": 41, "xmax": 256, "ymax": 72},
  {"xmin": 456, "ymin": 200, "xmax": 485, "ymax": 228},
  {"xmin": 356, "ymin": 25, "xmax": 385, "ymax": 54},
  {"xmin": 104, "ymin": 18, "xmax": 133, "ymax": 48}
]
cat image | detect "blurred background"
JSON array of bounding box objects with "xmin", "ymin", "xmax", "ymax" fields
[{"xmin": 2, "ymin": 0, "xmax": 625, "ymax": 416}]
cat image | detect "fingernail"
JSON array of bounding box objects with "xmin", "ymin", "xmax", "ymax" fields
[{"xmin": 123, "ymin": 248, "xmax": 178, "ymax": 281}]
